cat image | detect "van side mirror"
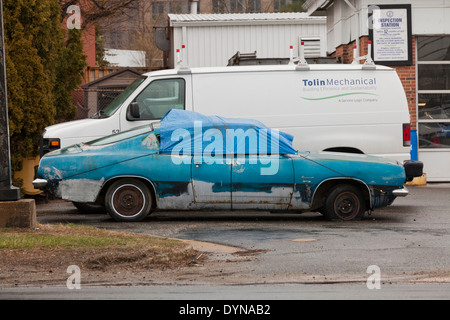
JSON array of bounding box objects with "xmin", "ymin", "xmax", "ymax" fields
[{"xmin": 128, "ymin": 102, "xmax": 140, "ymax": 120}]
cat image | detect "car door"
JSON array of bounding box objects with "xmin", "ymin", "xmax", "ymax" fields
[
  {"xmin": 191, "ymin": 155, "xmax": 232, "ymax": 209},
  {"xmin": 231, "ymin": 155, "xmax": 294, "ymax": 210}
]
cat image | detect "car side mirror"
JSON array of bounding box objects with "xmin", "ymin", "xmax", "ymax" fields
[{"xmin": 128, "ymin": 102, "xmax": 140, "ymax": 120}]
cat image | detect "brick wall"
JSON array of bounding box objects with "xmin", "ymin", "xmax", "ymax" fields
[{"xmin": 332, "ymin": 36, "xmax": 417, "ymax": 130}]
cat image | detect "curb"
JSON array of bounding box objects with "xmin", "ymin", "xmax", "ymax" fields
[{"xmin": 405, "ymin": 173, "xmax": 427, "ymax": 186}]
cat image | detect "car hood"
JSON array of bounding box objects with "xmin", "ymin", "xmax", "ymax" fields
[{"xmin": 37, "ymin": 136, "xmax": 158, "ymax": 181}]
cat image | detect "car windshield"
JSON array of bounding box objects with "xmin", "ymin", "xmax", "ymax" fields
[
  {"xmin": 84, "ymin": 125, "xmax": 153, "ymax": 146},
  {"xmin": 91, "ymin": 77, "xmax": 146, "ymax": 119}
]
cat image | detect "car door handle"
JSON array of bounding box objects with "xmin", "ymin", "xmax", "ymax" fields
[{"xmin": 195, "ymin": 161, "xmax": 210, "ymax": 167}]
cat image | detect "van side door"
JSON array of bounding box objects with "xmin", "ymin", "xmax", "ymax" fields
[{"xmin": 120, "ymin": 75, "xmax": 192, "ymax": 132}]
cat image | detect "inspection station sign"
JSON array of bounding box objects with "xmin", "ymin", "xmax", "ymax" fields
[{"xmin": 369, "ymin": 4, "xmax": 412, "ymax": 66}]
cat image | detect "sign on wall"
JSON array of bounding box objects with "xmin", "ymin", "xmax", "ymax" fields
[{"xmin": 368, "ymin": 4, "xmax": 412, "ymax": 66}]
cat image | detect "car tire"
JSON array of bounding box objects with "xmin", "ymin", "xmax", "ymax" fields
[
  {"xmin": 105, "ymin": 178, "xmax": 153, "ymax": 222},
  {"xmin": 324, "ymin": 184, "xmax": 366, "ymax": 221},
  {"xmin": 72, "ymin": 202, "xmax": 107, "ymax": 214}
]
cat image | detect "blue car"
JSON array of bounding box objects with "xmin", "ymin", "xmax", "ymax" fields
[{"xmin": 33, "ymin": 110, "xmax": 416, "ymax": 222}]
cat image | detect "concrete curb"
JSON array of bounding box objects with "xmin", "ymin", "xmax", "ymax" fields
[
  {"xmin": 0, "ymin": 199, "xmax": 37, "ymax": 228},
  {"xmin": 405, "ymin": 173, "xmax": 427, "ymax": 186}
]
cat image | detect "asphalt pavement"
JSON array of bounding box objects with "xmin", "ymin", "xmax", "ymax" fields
[{"xmin": 5, "ymin": 183, "xmax": 450, "ymax": 300}]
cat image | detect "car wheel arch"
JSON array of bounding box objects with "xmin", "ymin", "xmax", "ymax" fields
[
  {"xmin": 311, "ymin": 178, "xmax": 372, "ymax": 211},
  {"xmin": 99, "ymin": 176, "xmax": 158, "ymax": 209},
  {"xmin": 322, "ymin": 147, "xmax": 364, "ymax": 154}
]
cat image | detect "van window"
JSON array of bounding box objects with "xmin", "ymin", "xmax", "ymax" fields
[
  {"xmin": 94, "ymin": 77, "xmax": 145, "ymax": 118},
  {"xmin": 132, "ymin": 78, "xmax": 185, "ymax": 120}
]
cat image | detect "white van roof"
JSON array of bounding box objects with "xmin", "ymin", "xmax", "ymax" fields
[{"xmin": 143, "ymin": 64, "xmax": 394, "ymax": 77}]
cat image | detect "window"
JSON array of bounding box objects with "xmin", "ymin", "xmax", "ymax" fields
[
  {"xmin": 132, "ymin": 78, "xmax": 185, "ymax": 120},
  {"xmin": 212, "ymin": 0, "xmax": 261, "ymax": 13},
  {"xmin": 418, "ymin": 65, "xmax": 450, "ymax": 90},
  {"xmin": 152, "ymin": 1, "xmax": 189, "ymax": 19},
  {"xmin": 97, "ymin": 77, "xmax": 145, "ymax": 118},
  {"xmin": 274, "ymin": 0, "xmax": 292, "ymax": 12},
  {"xmin": 417, "ymin": 37, "xmax": 450, "ymax": 61},
  {"xmin": 417, "ymin": 36, "xmax": 450, "ymax": 149}
]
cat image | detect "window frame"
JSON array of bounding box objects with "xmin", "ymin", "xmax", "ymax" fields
[
  {"xmin": 417, "ymin": 35, "xmax": 450, "ymax": 149},
  {"xmin": 128, "ymin": 77, "xmax": 186, "ymax": 122}
]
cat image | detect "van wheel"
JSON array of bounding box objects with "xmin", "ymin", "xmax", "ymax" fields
[
  {"xmin": 105, "ymin": 179, "xmax": 152, "ymax": 222},
  {"xmin": 324, "ymin": 184, "xmax": 365, "ymax": 221}
]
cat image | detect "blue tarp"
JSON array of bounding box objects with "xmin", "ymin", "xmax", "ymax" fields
[{"xmin": 159, "ymin": 109, "xmax": 297, "ymax": 155}]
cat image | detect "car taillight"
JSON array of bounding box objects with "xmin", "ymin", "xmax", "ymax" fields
[{"xmin": 403, "ymin": 123, "xmax": 411, "ymax": 147}]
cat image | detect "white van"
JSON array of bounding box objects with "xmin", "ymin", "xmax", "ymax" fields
[{"xmin": 40, "ymin": 64, "xmax": 412, "ymax": 163}]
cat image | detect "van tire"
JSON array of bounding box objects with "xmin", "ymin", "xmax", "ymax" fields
[
  {"xmin": 105, "ymin": 178, "xmax": 152, "ymax": 222},
  {"xmin": 324, "ymin": 184, "xmax": 365, "ymax": 221}
]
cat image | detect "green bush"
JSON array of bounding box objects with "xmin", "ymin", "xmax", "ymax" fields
[{"xmin": 4, "ymin": 0, "xmax": 86, "ymax": 173}]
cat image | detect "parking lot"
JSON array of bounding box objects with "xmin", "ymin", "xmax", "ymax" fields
[{"xmin": 36, "ymin": 184, "xmax": 450, "ymax": 287}]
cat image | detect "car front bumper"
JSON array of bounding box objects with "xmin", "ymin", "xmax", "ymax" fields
[
  {"xmin": 392, "ymin": 187, "xmax": 409, "ymax": 197},
  {"xmin": 32, "ymin": 178, "xmax": 48, "ymax": 189}
]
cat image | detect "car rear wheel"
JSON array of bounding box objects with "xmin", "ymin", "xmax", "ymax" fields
[
  {"xmin": 324, "ymin": 184, "xmax": 365, "ymax": 221},
  {"xmin": 105, "ymin": 179, "xmax": 152, "ymax": 222}
]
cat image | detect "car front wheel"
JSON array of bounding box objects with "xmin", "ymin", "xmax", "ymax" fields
[
  {"xmin": 105, "ymin": 178, "xmax": 153, "ymax": 222},
  {"xmin": 324, "ymin": 184, "xmax": 366, "ymax": 221}
]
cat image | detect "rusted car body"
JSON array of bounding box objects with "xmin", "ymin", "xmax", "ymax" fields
[{"xmin": 33, "ymin": 110, "xmax": 412, "ymax": 222}]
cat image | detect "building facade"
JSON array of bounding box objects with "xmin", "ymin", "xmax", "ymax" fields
[
  {"xmin": 168, "ymin": 12, "xmax": 327, "ymax": 68},
  {"xmin": 303, "ymin": 0, "xmax": 450, "ymax": 181},
  {"xmin": 100, "ymin": 0, "xmax": 296, "ymax": 67}
]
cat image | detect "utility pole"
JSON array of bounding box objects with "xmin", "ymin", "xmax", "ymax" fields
[{"xmin": 0, "ymin": 0, "xmax": 20, "ymax": 201}]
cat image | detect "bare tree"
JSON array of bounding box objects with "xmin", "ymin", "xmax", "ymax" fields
[{"xmin": 59, "ymin": 0, "xmax": 139, "ymax": 29}]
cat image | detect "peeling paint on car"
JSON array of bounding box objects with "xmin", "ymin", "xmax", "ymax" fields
[
  {"xmin": 34, "ymin": 111, "xmax": 412, "ymax": 222},
  {"xmin": 59, "ymin": 178, "xmax": 105, "ymax": 203},
  {"xmin": 141, "ymin": 133, "xmax": 159, "ymax": 150}
]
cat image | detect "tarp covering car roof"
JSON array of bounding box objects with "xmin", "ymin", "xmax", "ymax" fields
[{"xmin": 159, "ymin": 109, "xmax": 297, "ymax": 155}]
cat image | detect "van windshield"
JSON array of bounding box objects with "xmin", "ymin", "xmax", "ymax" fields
[{"xmin": 91, "ymin": 77, "xmax": 145, "ymax": 119}]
